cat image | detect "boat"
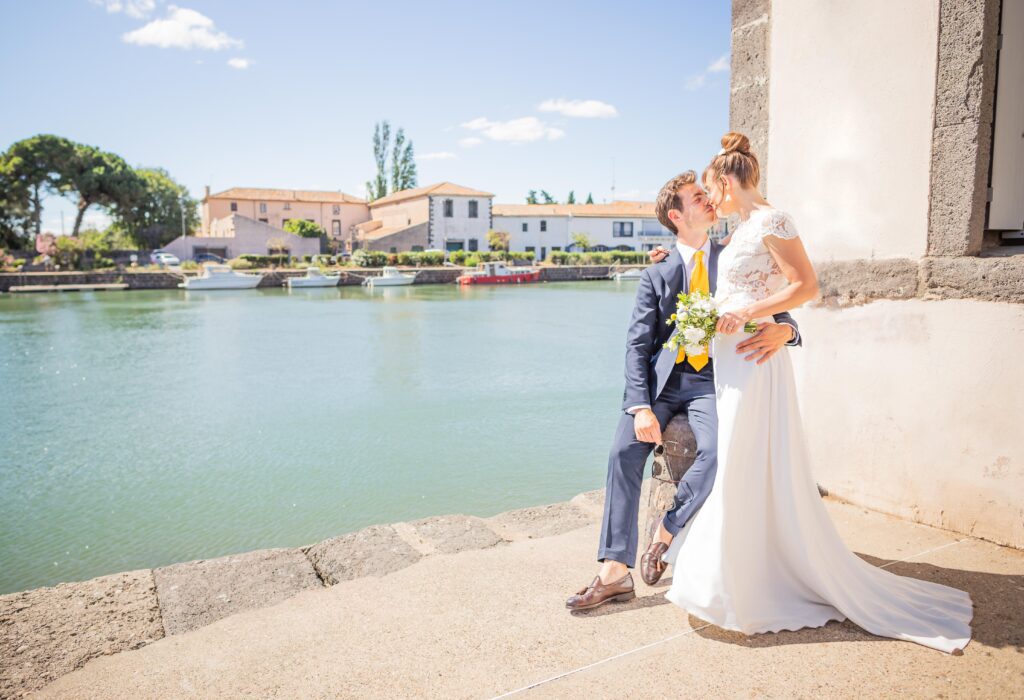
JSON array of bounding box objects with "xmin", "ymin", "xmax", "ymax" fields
[
  {"xmin": 178, "ymin": 263, "xmax": 263, "ymax": 290},
  {"xmin": 286, "ymin": 267, "xmax": 341, "ymax": 288},
  {"xmin": 612, "ymin": 267, "xmax": 644, "ymax": 281},
  {"xmin": 456, "ymin": 261, "xmax": 541, "ymax": 285},
  {"xmin": 364, "ymin": 266, "xmax": 416, "ymax": 287}
]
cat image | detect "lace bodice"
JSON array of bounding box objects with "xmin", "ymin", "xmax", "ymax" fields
[{"xmin": 715, "ymin": 208, "xmax": 800, "ymax": 312}]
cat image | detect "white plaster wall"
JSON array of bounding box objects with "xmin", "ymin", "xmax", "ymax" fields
[
  {"xmin": 790, "ymin": 299, "xmax": 1024, "ymax": 548},
  {"xmin": 429, "ymin": 196, "xmax": 492, "ymax": 247},
  {"xmin": 767, "ymin": 0, "xmax": 940, "ymax": 260},
  {"xmin": 495, "ymin": 215, "xmax": 673, "ymax": 252}
]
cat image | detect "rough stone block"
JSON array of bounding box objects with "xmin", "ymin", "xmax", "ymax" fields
[
  {"xmin": 920, "ymin": 255, "xmax": 1024, "ymax": 304},
  {"xmin": 0, "ymin": 569, "xmax": 163, "ymax": 698},
  {"xmin": 928, "ymin": 122, "xmax": 990, "ymax": 256},
  {"xmin": 815, "ymin": 259, "xmax": 920, "ymax": 305},
  {"xmin": 405, "ymin": 515, "xmax": 505, "ymax": 554},
  {"xmin": 303, "ymin": 524, "xmax": 422, "ymax": 585},
  {"xmin": 732, "ymin": 0, "xmax": 769, "ymax": 31},
  {"xmin": 487, "ymin": 502, "xmax": 594, "ymax": 540},
  {"xmin": 934, "ymin": 0, "xmax": 1000, "ymax": 128},
  {"xmin": 153, "ymin": 547, "xmax": 323, "ymax": 636}
]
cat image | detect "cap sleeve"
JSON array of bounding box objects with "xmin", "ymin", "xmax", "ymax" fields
[{"xmin": 760, "ymin": 210, "xmax": 800, "ymax": 240}]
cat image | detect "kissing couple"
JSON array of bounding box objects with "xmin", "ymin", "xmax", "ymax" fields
[{"xmin": 566, "ymin": 132, "xmax": 974, "ymax": 654}]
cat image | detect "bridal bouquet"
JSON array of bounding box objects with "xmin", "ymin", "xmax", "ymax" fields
[{"xmin": 664, "ymin": 290, "xmax": 758, "ymax": 357}]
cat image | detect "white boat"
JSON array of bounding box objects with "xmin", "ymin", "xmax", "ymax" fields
[
  {"xmin": 612, "ymin": 267, "xmax": 644, "ymax": 281},
  {"xmin": 286, "ymin": 267, "xmax": 341, "ymax": 288},
  {"xmin": 178, "ymin": 263, "xmax": 263, "ymax": 290},
  {"xmin": 364, "ymin": 266, "xmax": 416, "ymax": 287}
]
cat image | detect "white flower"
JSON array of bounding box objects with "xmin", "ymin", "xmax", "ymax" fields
[
  {"xmin": 684, "ymin": 344, "xmax": 705, "ymax": 356},
  {"xmin": 683, "ymin": 327, "xmax": 706, "ymax": 343}
]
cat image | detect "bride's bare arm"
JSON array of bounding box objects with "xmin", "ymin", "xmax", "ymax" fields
[{"xmin": 716, "ymin": 235, "xmax": 818, "ymax": 333}]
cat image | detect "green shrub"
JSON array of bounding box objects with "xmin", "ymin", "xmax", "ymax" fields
[
  {"xmin": 181, "ymin": 260, "xmax": 200, "ymax": 270},
  {"xmin": 353, "ymin": 249, "xmax": 389, "ymax": 267},
  {"xmin": 448, "ymin": 250, "xmax": 466, "ymax": 266},
  {"xmin": 92, "ymin": 256, "xmax": 115, "ymax": 269},
  {"xmin": 229, "ymin": 258, "xmax": 254, "ymax": 270},
  {"xmin": 418, "ymin": 251, "xmax": 444, "ymax": 266},
  {"xmin": 464, "ymin": 253, "xmax": 480, "ymax": 267}
]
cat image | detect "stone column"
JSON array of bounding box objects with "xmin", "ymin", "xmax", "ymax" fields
[
  {"xmin": 643, "ymin": 415, "xmax": 698, "ymax": 551},
  {"xmin": 730, "ymin": 0, "xmax": 772, "ymax": 196}
]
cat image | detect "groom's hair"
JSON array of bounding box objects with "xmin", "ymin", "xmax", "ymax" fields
[{"xmin": 655, "ymin": 171, "xmax": 697, "ymax": 234}]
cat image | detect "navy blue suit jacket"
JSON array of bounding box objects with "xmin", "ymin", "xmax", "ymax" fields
[{"xmin": 621, "ymin": 241, "xmax": 801, "ymax": 412}]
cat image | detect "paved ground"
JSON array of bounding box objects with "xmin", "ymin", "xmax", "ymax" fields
[{"xmin": 31, "ymin": 498, "xmax": 1024, "ymax": 699}]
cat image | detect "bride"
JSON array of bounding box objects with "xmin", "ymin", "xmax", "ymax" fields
[{"xmin": 660, "ymin": 132, "xmax": 973, "ymax": 653}]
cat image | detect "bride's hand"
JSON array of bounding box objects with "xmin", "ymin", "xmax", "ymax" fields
[
  {"xmin": 716, "ymin": 309, "xmax": 752, "ymax": 335},
  {"xmin": 648, "ymin": 246, "xmax": 670, "ymax": 264}
]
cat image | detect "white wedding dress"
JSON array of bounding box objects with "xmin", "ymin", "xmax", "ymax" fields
[{"xmin": 662, "ymin": 208, "xmax": 973, "ymax": 653}]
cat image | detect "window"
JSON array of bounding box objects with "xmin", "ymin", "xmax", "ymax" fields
[
  {"xmin": 540, "ymin": 220, "xmax": 547, "ymax": 232},
  {"xmin": 521, "ymin": 222, "xmax": 528, "ymax": 232},
  {"xmin": 259, "ymin": 218, "xmax": 268, "ymax": 223},
  {"xmin": 552, "ymin": 246, "xmax": 562, "ymax": 251},
  {"xmin": 284, "ymin": 203, "xmax": 291, "ymax": 210},
  {"xmin": 389, "ymin": 247, "xmax": 398, "ymax": 253},
  {"xmin": 613, "ymin": 221, "xmax": 634, "ymax": 237},
  {"xmin": 332, "ymin": 220, "xmax": 341, "ymax": 237},
  {"xmin": 259, "ymin": 202, "xmax": 267, "ymax": 214},
  {"xmin": 230, "ymin": 202, "xmax": 238, "ymax": 212},
  {"xmin": 468, "ymin": 200, "xmax": 478, "ymax": 218},
  {"xmin": 468, "ymin": 238, "xmax": 478, "ymax": 252},
  {"xmin": 443, "ymin": 199, "xmax": 454, "ymax": 217},
  {"xmin": 412, "ymin": 245, "xmax": 424, "ymax": 252},
  {"xmin": 526, "ymin": 246, "xmax": 536, "ymax": 253},
  {"xmin": 332, "ymin": 205, "xmax": 340, "ymax": 215}
]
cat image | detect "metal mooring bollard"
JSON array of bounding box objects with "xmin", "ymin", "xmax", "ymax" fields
[{"xmin": 644, "ymin": 414, "xmax": 698, "ymax": 551}]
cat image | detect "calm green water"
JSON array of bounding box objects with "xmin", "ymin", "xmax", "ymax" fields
[{"xmin": 0, "ymin": 282, "xmax": 639, "ymax": 594}]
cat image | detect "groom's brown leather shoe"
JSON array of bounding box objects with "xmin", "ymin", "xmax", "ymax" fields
[
  {"xmin": 640, "ymin": 541, "xmax": 670, "ymax": 585},
  {"xmin": 566, "ymin": 572, "xmax": 635, "ymax": 611}
]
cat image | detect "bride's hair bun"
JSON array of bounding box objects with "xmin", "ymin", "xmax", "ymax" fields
[
  {"xmin": 721, "ymin": 132, "xmax": 751, "ymax": 155},
  {"xmin": 705, "ymin": 131, "xmax": 760, "ymax": 189}
]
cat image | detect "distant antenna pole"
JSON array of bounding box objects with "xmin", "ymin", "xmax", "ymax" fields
[
  {"xmin": 61, "ymin": 211, "xmax": 65, "ymax": 236},
  {"xmin": 610, "ymin": 158, "xmax": 616, "ymax": 203}
]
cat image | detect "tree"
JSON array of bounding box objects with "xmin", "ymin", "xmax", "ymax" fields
[
  {"xmin": 585, "ymin": 192, "xmax": 594, "ymax": 204},
  {"xmin": 109, "ymin": 168, "xmax": 197, "ymax": 248},
  {"xmin": 365, "ymin": 121, "xmax": 391, "ymax": 202},
  {"xmin": 487, "ymin": 229, "xmax": 510, "ymax": 252},
  {"xmin": 571, "ymin": 233, "xmax": 592, "ymax": 251},
  {"xmin": 63, "ymin": 144, "xmax": 144, "ymax": 237},
  {"xmin": 539, "ymin": 190, "xmax": 556, "ymax": 204},
  {"xmin": 0, "ymin": 135, "xmax": 76, "ymax": 246},
  {"xmin": 526, "ymin": 190, "xmax": 538, "ymax": 204},
  {"xmin": 284, "ymin": 219, "xmax": 325, "ymax": 238},
  {"xmin": 566, "ymin": 191, "xmax": 576, "ymax": 204},
  {"xmin": 390, "ymin": 128, "xmax": 417, "ymax": 193}
]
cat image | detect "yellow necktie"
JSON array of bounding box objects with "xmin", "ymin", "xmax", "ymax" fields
[{"xmin": 676, "ymin": 250, "xmax": 709, "ymax": 370}]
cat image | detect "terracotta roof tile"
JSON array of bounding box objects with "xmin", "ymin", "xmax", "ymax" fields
[
  {"xmin": 368, "ymin": 182, "xmax": 494, "ymax": 207},
  {"xmin": 208, "ymin": 188, "xmax": 366, "ymax": 204},
  {"xmin": 491, "ymin": 201, "xmax": 657, "ymax": 218}
]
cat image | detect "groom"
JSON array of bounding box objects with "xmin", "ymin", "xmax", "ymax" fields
[{"xmin": 566, "ymin": 171, "xmax": 802, "ymax": 611}]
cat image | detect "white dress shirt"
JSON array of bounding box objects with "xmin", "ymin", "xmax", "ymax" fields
[{"xmin": 625, "ymin": 237, "xmax": 797, "ymax": 416}]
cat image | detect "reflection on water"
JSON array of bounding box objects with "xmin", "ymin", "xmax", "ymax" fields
[{"xmin": 0, "ymin": 282, "xmax": 638, "ymax": 593}]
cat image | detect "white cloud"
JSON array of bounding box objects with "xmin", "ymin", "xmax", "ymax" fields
[
  {"xmin": 92, "ymin": 0, "xmax": 156, "ymax": 18},
  {"xmin": 537, "ymin": 98, "xmax": 618, "ymax": 119},
  {"xmin": 416, "ymin": 152, "xmax": 457, "ymax": 161},
  {"xmin": 708, "ymin": 54, "xmax": 730, "ymax": 73},
  {"xmin": 461, "ymin": 116, "xmax": 564, "ymax": 144},
  {"xmin": 686, "ymin": 53, "xmax": 730, "ymax": 91},
  {"xmin": 458, "ymin": 137, "xmax": 483, "ymax": 148},
  {"xmin": 123, "ymin": 5, "xmax": 243, "ymax": 50},
  {"xmin": 227, "ymin": 57, "xmax": 250, "ymax": 69}
]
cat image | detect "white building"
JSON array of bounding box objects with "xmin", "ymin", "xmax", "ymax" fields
[
  {"xmin": 492, "ymin": 201, "xmax": 679, "ymax": 260},
  {"xmin": 356, "ymin": 182, "xmax": 494, "ymax": 253}
]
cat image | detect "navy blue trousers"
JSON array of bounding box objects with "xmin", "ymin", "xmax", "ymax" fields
[{"xmin": 597, "ymin": 363, "xmax": 719, "ymax": 567}]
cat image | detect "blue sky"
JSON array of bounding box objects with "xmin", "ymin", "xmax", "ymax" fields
[{"xmin": 0, "ymin": 0, "xmax": 732, "ymax": 233}]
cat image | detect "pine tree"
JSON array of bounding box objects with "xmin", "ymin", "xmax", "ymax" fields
[
  {"xmin": 540, "ymin": 190, "xmax": 555, "ymax": 204},
  {"xmin": 390, "ymin": 128, "xmax": 418, "ymax": 193},
  {"xmin": 585, "ymin": 192, "xmax": 594, "ymax": 204},
  {"xmin": 365, "ymin": 121, "xmax": 391, "ymax": 202},
  {"xmin": 526, "ymin": 190, "xmax": 538, "ymax": 204},
  {"xmin": 566, "ymin": 191, "xmax": 576, "ymax": 204}
]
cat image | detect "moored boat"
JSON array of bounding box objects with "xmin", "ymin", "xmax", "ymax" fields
[
  {"xmin": 365, "ymin": 266, "xmax": 416, "ymax": 287},
  {"xmin": 456, "ymin": 261, "xmax": 541, "ymax": 285},
  {"xmin": 286, "ymin": 267, "xmax": 341, "ymax": 288},
  {"xmin": 178, "ymin": 263, "xmax": 263, "ymax": 290},
  {"xmin": 612, "ymin": 267, "xmax": 643, "ymax": 281}
]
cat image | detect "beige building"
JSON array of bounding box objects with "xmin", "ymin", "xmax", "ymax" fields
[
  {"xmin": 355, "ymin": 182, "xmax": 494, "ymax": 253},
  {"xmin": 201, "ymin": 187, "xmax": 369, "ymax": 245},
  {"xmin": 731, "ymin": 0, "xmax": 1023, "ymax": 547}
]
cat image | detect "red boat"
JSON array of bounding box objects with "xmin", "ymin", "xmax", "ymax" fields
[{"xmin": 456, "ymin": 261, "xmax": 541, "ymax": 285}]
